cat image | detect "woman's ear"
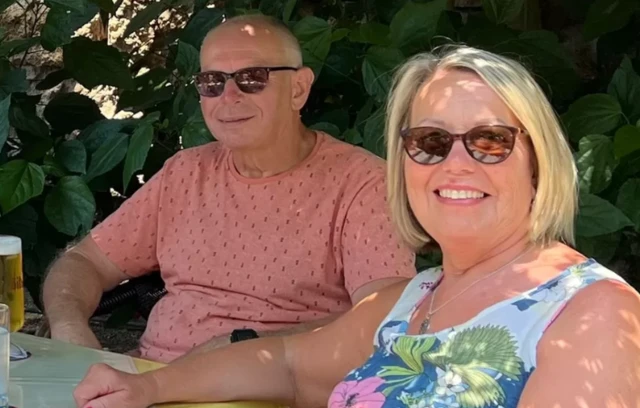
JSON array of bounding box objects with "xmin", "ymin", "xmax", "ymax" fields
[{"xmin": 291, "ymin": 67, "xmax": 314, "ymax": 111}]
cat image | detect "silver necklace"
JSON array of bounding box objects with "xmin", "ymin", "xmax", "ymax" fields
[{"xmin": 419, "ymin": 246, "xmax": 533, "ymax": 334}]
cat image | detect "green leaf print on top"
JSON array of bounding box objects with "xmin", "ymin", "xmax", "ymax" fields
[
  {"xmin": 378, "ymin": 336, "xmax": 437, "ymax": 391},
  {"xmin": 379, "ymin": 325, "xmax": 524, "ymax": 408}
]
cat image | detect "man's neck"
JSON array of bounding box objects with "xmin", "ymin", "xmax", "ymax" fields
[{"xmin": 231, "ymin": 124, "xmax": 317, "ymax": 179}]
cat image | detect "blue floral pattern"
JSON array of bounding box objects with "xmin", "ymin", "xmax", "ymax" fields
[{"xmin": 328, "ymin": 259, "xmax": 624, "ymax": 408}]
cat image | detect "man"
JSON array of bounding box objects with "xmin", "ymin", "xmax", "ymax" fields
[{"xmin": 42, "ymin": 14, "xmax": 416, "ymax": 363}]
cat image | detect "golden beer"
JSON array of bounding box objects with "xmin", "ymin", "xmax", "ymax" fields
[{"xmin": 0, "ymin": 236, "xmax": 24, "ymax": 332}]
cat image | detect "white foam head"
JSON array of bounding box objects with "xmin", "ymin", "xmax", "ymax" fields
[{"xmin": 0, "ymin": 235, "xmax": 21, "ymax": 256}]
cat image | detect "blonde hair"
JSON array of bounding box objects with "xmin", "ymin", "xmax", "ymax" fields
[{"xmin": 386, "ymin": 46, "xmax": 577, "ymax": 252}]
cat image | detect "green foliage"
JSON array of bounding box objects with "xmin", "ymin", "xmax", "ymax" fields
[{"xmin": 1, "ymin": 0, "xmax": 640, "ymax": 308}]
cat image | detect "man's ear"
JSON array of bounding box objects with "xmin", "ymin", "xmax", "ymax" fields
[{"xmin": 291, "ymin": 66, "xmax": 314, "ymax": 111}]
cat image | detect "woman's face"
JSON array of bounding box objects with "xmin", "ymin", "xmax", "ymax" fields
[{"xmin": 404, "ymin": 69, "xmax": 536, "ymax": 248}]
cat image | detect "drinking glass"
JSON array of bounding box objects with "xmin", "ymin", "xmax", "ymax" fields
[
  {"xmin": 0, "ymin": 236, "xmax": 24, "ymax": 333},
  {"xmin": 0, "ymin": 303, "xmax": 10, "ymax": 408}
]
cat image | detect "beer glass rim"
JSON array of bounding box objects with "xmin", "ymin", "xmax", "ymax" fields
[{"xmin": 0, "ymin": 235, "xmax": 21, "ymax": 256}]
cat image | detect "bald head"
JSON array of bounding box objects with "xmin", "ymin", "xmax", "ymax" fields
[{"xmin": 202, "ymin": 14, "xmax": 303, "ymax": 67}]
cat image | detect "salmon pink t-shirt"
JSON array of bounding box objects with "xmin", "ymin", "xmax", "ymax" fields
[{"xmin": 91, "ymin": 132, "xmax": 416, "ymax": 362}]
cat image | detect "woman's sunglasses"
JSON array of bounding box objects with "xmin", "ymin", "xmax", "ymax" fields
[
  {"xmin": 192, "ymin": 66, "xmax": 299, "ymax": 97},
  {"xmin": 401, "ymin": 125, "xmax": 527, "ymax": 165}
]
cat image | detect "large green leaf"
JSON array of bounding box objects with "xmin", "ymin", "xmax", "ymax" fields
[
  {"xmin": 363, "ymin": 107, "xmax": 386, "ymax": 158},
  {"xmin": 575, "ymin": 193, "xmax": 633, "ymax": 237},
  {"xmin": 55, "ymin": 140, "xmax": 87, "ymax": 174},
  {"xmin": 0, "ymin": 204, "xmax": 38, "ymax": 249},
  {"xmin": 257, "ymin": 0, "xmax": 284, "ymax": 16},
  {"xmin": 575, "ymin": 232, "xmax": 621, "ymax": 265},
  {"xmin": 294, "ymin": 16, "xmax": 333, "ymax": 43},
  {"xmin": 616, "ymin": 178, "xmax": 640, "ymax": 231},
  {"xmin": 44, "ymin": 176, "xmax": 96, "ymax": 236},
  {"xmin": 175, "ymin": 40, "xmax": 200, "ymax": 78},
  {"xmin": 613, "ymin": 125, "xmax": 640, "ymax": 159},
  {"xmin": 389, "ymin": 0, "xmax": 447, "ymax": 51},
  {"xmin": 0, "ymin": 160, "xmax": 45, "ymax": 214},
  {"xmin": 0, "ymin": 0, "xmax": 15, "ymax": 13},
  {"xmin": 117, "ymin": 68, "xmax": 173, "ymax": 112},
  {"xmin": 41, "ymin": 3, "xmax": 99, "ymax": 51},
  {"xmin": 78, "ymin": 119, "xmax": 134, "ymax": 153},
  {"xmin": 43, "ymin": 93, "xmax": 103, "ymax": 134},
  {"xmin": 583, "ymin": 0, "xmax": 639, "ymax": 40},
  {"xmin": 0, "ymin": 96, "xmax": 9, "ymax": 151},
  {"xmin": 293, "ymin": 17, "xmax": 333, "ymax": 77},
  {"xmin": 180, "ymin": 8, "xmax": 224, "ymax": 50},
  {"xmin": 314, "ymin": 109, "xmax": 349, "ymax": 134},
  {"xmin": 124, "ymin": 0, "xmax": 169, "ymax": 37},
  {"xmin": 0, "ymin": 37, "xmax": 40, "ymax": 58},
  {"xmin": 282, "ymin": 0, "xmax": 296, "ymax": 21},
  {"xmin": 562, "ymin": 94, "xmax": 623, "ymax": 142},
  {"xmin": 88, "ymin": 0, "xmax": 115, "ymax": 12},
  {"xmin": 461, "ymin": 13, "xmax": 517, "ymax": 48},
  {"xmin": 0, "ymin": 68, "xmax": 28, "ymax": 97},
  {"xmin": 575, "ymin": 134, "xmax": 617, "ymax": 194},
  {"xmin": 36, "ymin": 70, "xmax": 72, "ymax": 91},
  {"xmin": 63, "ymin": 38, "xmax": 134, "ymax": 90},
  {"xmin": 494, "ymin": 30, "xmax": 579, "ymax": 103},
  {"xmin": 48, "ymin": 0, "xmax": 87, "ymax": 13},
  {"xmin": 349, "ymin": 22, "xmax": 391, "ymax": 46},
  {"xmin": 181, "ymin": 109, "xmax": 214, "ymax": 148},
  {"xmin": 343, "ymin": 128, "xmax": 363, "ymax": 145},
  {"xmin": 170, "ymin": 85, "xmax": 199, "ymax": 130},
  {"xmin": 42, "ymin": 153, "xmax": 67, "ymax": 177},
  {"xmin": 122, "ymin": 123, "xmax": 154, "ymax": 191},
  {"xmin": 309, "ymin": 122, "xmax": 340, "ymax": 138},
  {"xmin": 8, "ymin": 94, "xmax": 52, "ymax": 161},
  {"xmin": 608, "ymin": 56, "xmax": 640, "ymax": 123},
  {"xmin": 317, "ymin": 42, "xmax": 359, "ymax": 87},
  {"xmin": 9, "ymin": 94, "xmax": 50, "ymax": 140},
  {"xmin": 482, "ymin": 0, "xmax": 524, "ymax": 24},
  {"xmin": 362, "ymin": 46, "xmax": 404, "ymax": 103},
  {"xmin": 85, "ymin": 132, "xmax": 129, "ymax": 181}
]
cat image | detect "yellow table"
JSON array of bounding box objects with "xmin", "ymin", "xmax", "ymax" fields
[{"xmin": 10, "ymin": 332, "xmax": 285, "ymax": 408}]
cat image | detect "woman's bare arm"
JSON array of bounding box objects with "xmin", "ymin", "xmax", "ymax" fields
[
  {"xmin": 518, "ymin": 279, "xmax": 640, "ymax": 408},
  {"xmin": 74, "ymin": 279, "xmax": 410, "ymax": 408}
]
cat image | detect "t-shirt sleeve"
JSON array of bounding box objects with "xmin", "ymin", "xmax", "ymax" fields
[
  {"xmin": 90, "ymin": 167, "xmax": 165, "ymax": 278},
  {"xmin": 340, "ymin": 167, "xmax": 417, "ymax": 297}
]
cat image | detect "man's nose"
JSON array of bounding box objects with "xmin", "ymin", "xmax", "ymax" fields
[{"xmin": 220, "ymin": 78, "xmax": 243, "ymax": 103}]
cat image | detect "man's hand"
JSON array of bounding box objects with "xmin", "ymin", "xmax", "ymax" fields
[
  {"xmin": 49, "ymin": 320, "xmax": 102, "ymax": 350},
  {"xmin": 73, "ymin": 363, "xmax": 157, "ymax": 408}
]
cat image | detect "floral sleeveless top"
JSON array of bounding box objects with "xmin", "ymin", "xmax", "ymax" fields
[{"xmin": 327, "ymin": 258, "xmax": 625, "ymax": 408}]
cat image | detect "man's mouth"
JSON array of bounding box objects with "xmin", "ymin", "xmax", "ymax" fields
[{"xmin": 219, "ymin": 116, "xmax": 253, "ymax": 124}]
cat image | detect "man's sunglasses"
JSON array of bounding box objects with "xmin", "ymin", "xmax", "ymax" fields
[
  {"xmin": 193, "ymin": 66, "xmax": 299, "ymax": 97},
  {"xmin": 401, "ymin": 125, "xmax": 527, "ymax": 165}
]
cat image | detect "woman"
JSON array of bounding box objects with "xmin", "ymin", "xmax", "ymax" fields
[{"xmin": 73, "ymin": 46, "xmax": 640, "ymax": 408}]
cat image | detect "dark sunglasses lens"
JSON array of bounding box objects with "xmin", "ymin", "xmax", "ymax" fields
[
  {"xmin": 235, "ymin": 68, "xmax": 269, "ymax": 94},
  {"xmin": 466, "ymin": 126, "xmax": 516, "ymax": 163},
  {"xmin": 404, "ymin": 128, "xmax": 452, "ymax": 164},
  {"xmin": 194, "ymin": 72, "xmax": 226, "ymax": 97}
]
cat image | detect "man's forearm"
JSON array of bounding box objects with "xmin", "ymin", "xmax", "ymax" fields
[{"xmin": 42, "ymin": 250, "xmax": 105, "ymax": 329}]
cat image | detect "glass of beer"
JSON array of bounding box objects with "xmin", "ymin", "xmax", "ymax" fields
[{"xmin": 0, "ymin": 236, "xmax": 24, "ymax": 333}]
